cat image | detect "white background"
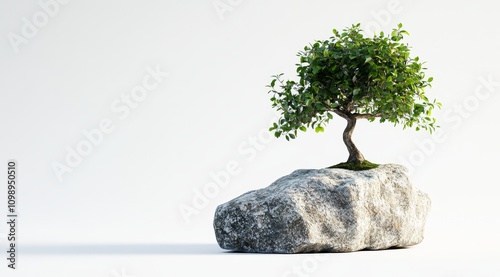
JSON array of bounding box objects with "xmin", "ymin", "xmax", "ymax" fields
[{"xmin": 1, "ymin": 0, "xmax": 499, "ymax": 276}]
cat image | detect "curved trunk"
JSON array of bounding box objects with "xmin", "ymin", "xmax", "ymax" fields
[{"xmin": 343, "ymin": 116, "xmax": 365, "ymax": 164}]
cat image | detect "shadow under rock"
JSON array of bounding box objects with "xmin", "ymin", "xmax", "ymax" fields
[
  {"xmin": 19, "ymin": 243, "xmax": 228, "ymax": 255},
  {"xmin": 20, "ymin": 243, "xmax": 410, "ymax": 255}
]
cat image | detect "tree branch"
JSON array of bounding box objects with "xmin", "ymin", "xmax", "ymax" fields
[
  {"xmin": 333, "ymin": 109, "xmax": 350, "ymax": 120},
  {"xmin": 352, "ymin": 113, "xmax": 382, "ymax": 119}
]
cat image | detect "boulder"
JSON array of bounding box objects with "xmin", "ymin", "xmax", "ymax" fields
[{"xmin": 213, "ymin": 164, "xmax": 430, "ymax": 253}]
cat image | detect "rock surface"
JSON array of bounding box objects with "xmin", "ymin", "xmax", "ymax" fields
[{"xmin": 213, "ymin": 164, "xmax": 430, "ymax": 253}]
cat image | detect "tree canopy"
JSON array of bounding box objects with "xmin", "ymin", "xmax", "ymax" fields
[{"xmin": 268, "ymin": 23, "xmax": 440, "ymax": 165}]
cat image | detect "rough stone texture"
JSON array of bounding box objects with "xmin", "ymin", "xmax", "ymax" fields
[{"xmin": 213, "ymin": 164, "xmax": 430, "ymax": 253}]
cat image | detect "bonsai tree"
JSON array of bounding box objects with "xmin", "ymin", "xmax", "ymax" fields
[{"xmin": 268, "ymin": 23, "xmax": 440, "ymax": 169}]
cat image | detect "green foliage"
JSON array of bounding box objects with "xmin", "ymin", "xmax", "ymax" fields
[
  {"xmin": 268, "ymin": 23, "xmax": 440, "ymax": 141},
  {"xmin": 328, "ymin": 160, "xmax": 380, "ymax": 171}
]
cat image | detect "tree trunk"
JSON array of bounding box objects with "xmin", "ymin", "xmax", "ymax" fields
[{"xmin": 343, "ymin": 116, "xmax": 365, "ymax": 164}]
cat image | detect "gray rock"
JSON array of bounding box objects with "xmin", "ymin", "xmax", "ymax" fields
[{"xmin": 213, "ymin": 164, "xmax": 430, "ymax": 253}]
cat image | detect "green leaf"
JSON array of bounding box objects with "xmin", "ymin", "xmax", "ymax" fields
[
  {"xmin": 299, "ymin": 126, "xmax": 307, "ymax": 132},
  {"xmin": 315, "ymin": 126, "xmax": 324, "ymax": 133},
  {"xmin": 428, "ymin": 77, "xmax": 434, "ymax": 82}
]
